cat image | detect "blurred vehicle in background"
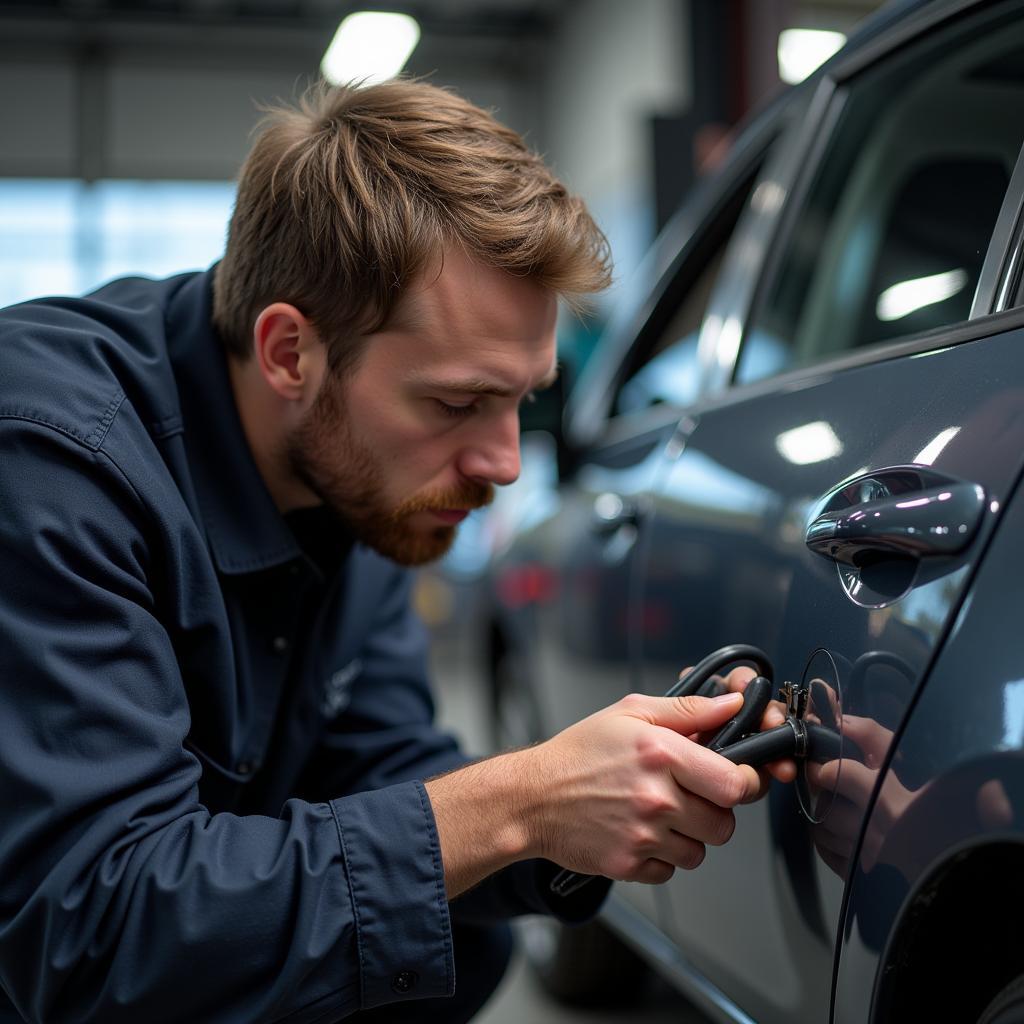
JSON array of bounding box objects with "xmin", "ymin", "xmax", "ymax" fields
[{"xmin": 466, "ymin": 1, "xmax": 1024, "ymax": 1021}]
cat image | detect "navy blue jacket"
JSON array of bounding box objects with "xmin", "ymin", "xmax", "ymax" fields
[{"xmin": 0, "ymin": 270, "xmax": 605, "ymax": 1023}]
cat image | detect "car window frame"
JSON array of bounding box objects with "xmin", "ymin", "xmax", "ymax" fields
[
  {"xmin": 701, "ymin": 0, "xmax": 1024, "ymax": 398},
  {"xmin": 562, "ymin": 96, "xmax": 786, "ymax": 453},
  {"xmin": 976, "ymin": 135, "xmax": 1024, "ymax": 315},
  {"xmin": 692, "ymin": 79, "xmax": 836, "ymax": 398}
]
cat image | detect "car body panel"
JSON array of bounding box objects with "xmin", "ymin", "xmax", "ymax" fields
[
  {"xmin": 634, "ymin": 325, "xmax": 1024, "ymax": 1023},
  {"xmin": 833, "ymin": 464, "xmax": 1024, "ymax": 1022}
]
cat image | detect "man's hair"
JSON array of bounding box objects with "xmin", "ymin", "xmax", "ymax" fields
[{"xmin": 212, "ymin": 78, "xmax": 612, "ymax": 370}]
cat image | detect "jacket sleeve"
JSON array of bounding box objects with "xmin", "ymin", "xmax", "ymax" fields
[
  {"xmin": 0, "ymin": 420, "xmax": 454, "ymax": 1024},
  {"xmin": 294, "ymin": 560, "xmax": 611, "ymax": 927}
]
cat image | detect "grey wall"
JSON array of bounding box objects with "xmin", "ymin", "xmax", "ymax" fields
[
  {"xmin": 542, "ymin": 0, "xmax": 690, "ymax": 305},
  {"xmin": 0, "ymin": 15, "xmax": 546, "ymax": 182}
]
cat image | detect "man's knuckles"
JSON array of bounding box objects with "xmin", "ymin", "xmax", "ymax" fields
[
  {"xmin": 617, "ymin": 691, "xmax": 651, "ymax": 715},
  {"xmin": 634, "ymin": 729, "xmax": 676, "ymax": 772},
  {"xmin": 631, "ymin": 783, "xmax": 676, "ymax": 820}
]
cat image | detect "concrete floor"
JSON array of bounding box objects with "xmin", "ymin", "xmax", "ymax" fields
[
  {"xmin": 429, "ymin": 633, "xmax": 712, "ymax": 1024},
  {"xmin": 475, "ymin": 946, "xmax": 696, "ymax": 1024}
]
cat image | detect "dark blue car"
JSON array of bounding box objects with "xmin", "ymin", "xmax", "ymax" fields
[{"xmin": 478, "ymin": 1, "xmax": 1024, "ymax": 1020}]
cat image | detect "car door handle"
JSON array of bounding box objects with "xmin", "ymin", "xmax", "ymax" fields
[
  {"xmin": 590, "ymin": 492, "xmax": 641, "ymax": 535},
  {"xmin": 805, "ymin": 481, "xmax": 985, "ymax": 565}
]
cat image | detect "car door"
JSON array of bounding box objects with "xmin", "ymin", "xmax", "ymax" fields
[
  {"xmin": 484, "ymin": 95, "xmax": 791, "ymax": 939},
  {"xmin": 631, "ymin": 4, "xmax": 1024, "ymax": 1022}
]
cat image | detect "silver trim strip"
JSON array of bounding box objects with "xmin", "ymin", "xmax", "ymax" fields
[
  {"xmin": 696, "ymin": 78, "xmax": 838, "ymax": 397},
  {"xmin": 973, "ymin": 138, "xmax": 1024, "ymax": 316}
]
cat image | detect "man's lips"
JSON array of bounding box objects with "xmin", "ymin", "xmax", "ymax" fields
[{"xmin": 430, "ymin": 509, "xmax": 471, "ymax": 524}]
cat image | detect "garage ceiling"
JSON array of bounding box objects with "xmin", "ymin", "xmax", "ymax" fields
[
  {"xmin": 0, "ymin": 0, "xmax": 563, "ymax": 35},
  {"xmin": 0, "ymin": 0, "xmax": 885, "ymax": 38}
]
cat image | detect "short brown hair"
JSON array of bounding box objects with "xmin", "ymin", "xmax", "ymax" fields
[{"xmin": 212, "ymin": 78, "xmax": 611, "ymax": 369}]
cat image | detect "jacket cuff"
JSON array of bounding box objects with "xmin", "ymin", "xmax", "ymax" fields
[
  {"xmin": 449, "ymin": 858, "xmax": 612, "ymax": 925},
  {"xmin": 330, "ymin": 780, "xmax": 454, "ymax": 1010}
]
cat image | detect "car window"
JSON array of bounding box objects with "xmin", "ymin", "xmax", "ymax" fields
[
  {"xmin": 737, "ymin": 8, "xmax": 1024, "ymax": 385},
  {"xmin": 611, "ymin": 171, "xmax": 760, "ymax": 419},
  {"xmin": 612, "ymin": 247, "xmax": 722, "ymax": 417}
]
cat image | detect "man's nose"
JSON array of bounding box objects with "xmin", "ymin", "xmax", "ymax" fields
[{"xmin": 458, "ymin": 411, "xmax": 521, "ymax": 487}]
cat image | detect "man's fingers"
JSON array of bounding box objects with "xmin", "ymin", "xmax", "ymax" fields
[
  {"xmin": 631, "ymin": 858, "xmax": 676, "ymax": 885},
  {"xmin": 665, "ymin": 795, "xmax": 737, "ymax": 847},
  {"xmin": 722, "ymin": 666, "xmax": 756, "ymax": 692},
  {"xmin": 663, "ymin": 738, "xmax": 760, "ymax": 807},
  {"xmin": 766, "ymin": 758, "xmax": 797, "ymax": 783},
  {"xmin": 761, "ymin": 699, "xmax": 787, "ymax": 730},
  {"xmin": 624, "ymin": 691, "xmax": 743, "ymax": 735},
  {"xmin": 662, "ymin": 830, "xmax": 708, "ymax": 869}
]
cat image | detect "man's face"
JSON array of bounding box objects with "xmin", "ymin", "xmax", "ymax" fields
[{"xmin": 286, "ymin": 249, "xmax": 559, "ymax": 566}]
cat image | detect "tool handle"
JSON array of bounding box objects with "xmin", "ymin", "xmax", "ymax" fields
[
  {"xmin": 667, "ymin": 644, "xmax": 773, "ymax": 698},
  {"xmin": 708, "ymin": 676, "xmax": 774, "ymax": 753},
  {"xmin": 550, "ymin": 644, "xmax": 775, "ymax": 898}
]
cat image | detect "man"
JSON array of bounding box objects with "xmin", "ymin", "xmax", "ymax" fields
[{"xmin": 0, "ymin": 80, "xmax": 789, "ymax": 1023}]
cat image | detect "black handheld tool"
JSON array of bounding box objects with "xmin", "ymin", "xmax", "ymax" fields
[
  {"xmin": 550, "ymin": 644, "xmax": 783, "ymax": 898},
  {"xmin": 548, "ymin": 645, "xmax": 851, "ymax": 896}
]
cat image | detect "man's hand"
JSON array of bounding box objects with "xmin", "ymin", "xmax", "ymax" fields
[
  {"xmin": 426, "ymin": 691, "xmax": 762, "ymax": 898},
  {"xmin": 685, "ymin": 666, "xmax": 797, "ymax": 788},
  {"xmin": 528, "ymin": 691, "xmax": 763, "ymax": 882}
]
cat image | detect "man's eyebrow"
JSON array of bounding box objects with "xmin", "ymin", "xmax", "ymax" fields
[{"xmin": 415, "ymin": 367, "xmax": 560, "ymax": 397}]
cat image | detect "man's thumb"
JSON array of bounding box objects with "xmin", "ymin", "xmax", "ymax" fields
[{"xmin": 646, "ymin": 691, "xmax": 743, "ymax": 734}]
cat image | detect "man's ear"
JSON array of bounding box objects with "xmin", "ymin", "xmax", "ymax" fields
[{"xmin": 252, "ymin": 302, "xmax": 326, "ymax": 402}]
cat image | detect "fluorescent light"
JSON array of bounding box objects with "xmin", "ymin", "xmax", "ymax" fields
[
  {"xmin": 876, "ymin": 268, "xmax": 968, "ymax": 322},
  {"xmin": 775, "ymin": 421, "xmax": 843, "ymax": 465},
  {"xmin": 321, "ymin": 12, "xmax": 421, "ymax": 87},
  {"xmin": 777, "ymin": 29, "xmax": 846, "ymax": 84}
]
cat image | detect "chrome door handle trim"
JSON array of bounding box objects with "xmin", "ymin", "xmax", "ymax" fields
[{"xmin": 805, "ymin": 481, "xmax": 985, "ymax": 564}]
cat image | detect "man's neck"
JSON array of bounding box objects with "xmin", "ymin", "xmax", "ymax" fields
[{"xmin": 226, "ymin": 354, "xmax": 319, "ymax": 514}]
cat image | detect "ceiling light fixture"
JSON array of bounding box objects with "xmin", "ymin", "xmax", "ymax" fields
[
  {"xmin": 777, "ymin": 28, "xmax": 846, "ymax": 84},
  {"xmin": 321, "ymin": 11, "xmax": 421, "ymax": 87}
]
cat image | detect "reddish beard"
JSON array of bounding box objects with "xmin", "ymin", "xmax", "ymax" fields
[
  {"xmin": 361, "ymin": 479, "xmax": 494, "ymax": 566},
  {"xmin": 287, "ymin": 375, "xmax": 494, "ymax": 566}
]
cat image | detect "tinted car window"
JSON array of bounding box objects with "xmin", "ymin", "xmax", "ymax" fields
[
  {"xmin": 738, "ymin": 13, "xmax": 1024, "ymax": 384},
  {"xmin": 610, "ymin": 170, "xmax": 760, "ymax": 419},
  {"xmin": 613, "ymin": 247, "xmax": 723, "ymax": 416}
]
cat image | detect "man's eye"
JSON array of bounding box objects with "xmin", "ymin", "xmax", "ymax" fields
[{"xmin": 434, "ymin": 399, "xmax": 476, "ymax": 418}]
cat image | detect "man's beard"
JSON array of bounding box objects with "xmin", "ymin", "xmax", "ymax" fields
[{"xmin": 285, "ymin": 377, "xmax": 494, "ymax": 566}]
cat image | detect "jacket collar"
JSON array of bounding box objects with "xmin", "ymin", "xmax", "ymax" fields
[{"xmin": 166, "ymin": 268, "xmax": 303, "ymax": 575}]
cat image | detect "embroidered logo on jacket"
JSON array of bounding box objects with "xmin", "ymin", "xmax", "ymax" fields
[{"xmin": 321, "ymin": 659, "xmax": 362, "ymax": 718}]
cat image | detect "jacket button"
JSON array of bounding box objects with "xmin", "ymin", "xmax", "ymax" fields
[
  {"xmin": 271, "ymin": 636, "xmax": 289, "ymax": 654},
  {"xmin": 391, "ymin": 970, "xmax": 418, "ymax": 994}
]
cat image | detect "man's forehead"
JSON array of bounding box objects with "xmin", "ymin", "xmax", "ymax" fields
[{"xmin": 387, "ymin": 247, "xmax": 557, "ymax": 336}]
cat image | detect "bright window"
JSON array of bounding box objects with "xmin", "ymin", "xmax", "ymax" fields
[{"xmin": 0, "ymin": 179, "xmax": 235, "ymax": 309}]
